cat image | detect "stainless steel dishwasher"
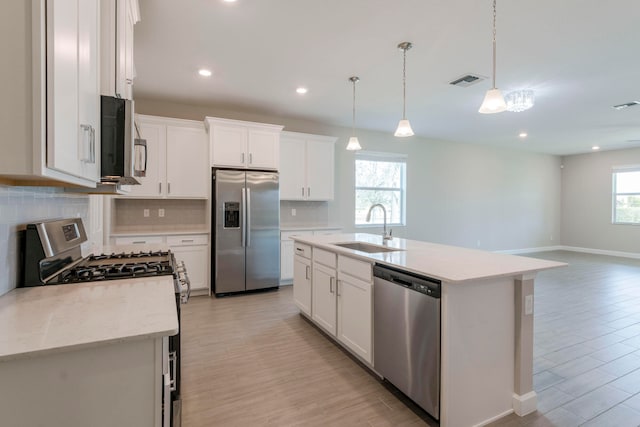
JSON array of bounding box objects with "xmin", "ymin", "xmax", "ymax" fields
[{"xmin": 373, "ymin": 264, "xmax": 441, "ymax": 420}]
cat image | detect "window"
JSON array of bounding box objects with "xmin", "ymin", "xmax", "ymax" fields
[
  {"xmin": 613, "ymin": 168, "xmax": 640, "ymax": 224},
  {"xmin": 355, "ymin": 152, "xmax": 406, "ymax": 226}
]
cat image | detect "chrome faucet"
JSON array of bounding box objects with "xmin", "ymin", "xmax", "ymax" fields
[{"xmin": 366, "ymin": 204, "xmax": 392, "ymax": 241}]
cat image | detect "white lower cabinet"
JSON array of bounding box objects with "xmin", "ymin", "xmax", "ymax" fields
[
  {"xmin": 168, "ymin": 235, "xmax": 209, "ymax": 294},
  {"xmin": 281, "ymin": 229, "xmax": 340, "ymax": 283},
  {"xmin": 293, "ymin": 254, "xmax": 312, "ymax": 316},
  {"xmin": 337, "ymin": 273, "xmax": 373, "ymax": 364},
  {"xmin": 111, "ymin": 233, "xmax": 210, "ymax": 294},
  {"xmin": 293, "ymin": 244, "xmax": 374, "ymax": 365},
  {"xmin": 311, "ymin": 262, "xmax": 337, "ymax": 336}
]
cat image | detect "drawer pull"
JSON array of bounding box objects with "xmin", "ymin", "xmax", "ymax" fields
[
  {"xmin": 132, "ymin": 241, "xmax": 146, "ymax": 244},
  {"xmin": 181, "ymin": 239, "xmax": 194, "ymax": 243},
  {"xmin": 295, "ymin": 247, "xmax": 304, "ymax": 252}
]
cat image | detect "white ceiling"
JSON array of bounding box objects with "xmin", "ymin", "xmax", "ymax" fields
[{"xmin": 134, "ymin": 0, "xmax": 640, "ymax": 156}]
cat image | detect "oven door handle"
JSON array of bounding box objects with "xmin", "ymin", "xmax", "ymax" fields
[{"xmin": 169, "ymin": 351, "xmax": 177, "ymax": 392}]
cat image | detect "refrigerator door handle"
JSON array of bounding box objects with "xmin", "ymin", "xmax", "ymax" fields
[
  {"xmin": 241, "ymin": 187, "xmax": 247, "ymax": 247},
  {"xmin": 246, "ymin": 187, "xmax": 251, "ymax": 247}
]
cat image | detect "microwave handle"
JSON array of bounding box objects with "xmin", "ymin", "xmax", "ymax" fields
[{"xmin": 134, "ymin": 139, "xmax": 147, "ymax": 177}]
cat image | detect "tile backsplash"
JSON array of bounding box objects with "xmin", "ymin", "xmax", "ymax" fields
[
  {"xmin": 0, "ymin": 185, "xmax": 90, "ymax": 296},
  {"xmin": 111, "ymin": 198, "xmax": 208, "ymax": 233},
  {"xmin": 280, "ymin": 200, "xmax": 330, "ymax": 226}
]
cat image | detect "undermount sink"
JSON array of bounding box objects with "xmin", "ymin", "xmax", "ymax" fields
[{"xmin": 333, "ymin": 241, "xmax": 403, "ymax": 254}]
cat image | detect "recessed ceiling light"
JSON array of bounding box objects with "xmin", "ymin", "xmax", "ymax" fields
[
  {"xmin": 592, "ymin": 146, "xmax": 600, "ymax": 150},
  {"xmin": 296, "ymin": 87, "xmax": 308, "ymax": 95},
  {"xmin": 198, "ymin": 69, "xmax": 212, "ymax": 77},
  {"xmin": 519, "ymin": 132, "xmax": 528, "ymax": 138}
]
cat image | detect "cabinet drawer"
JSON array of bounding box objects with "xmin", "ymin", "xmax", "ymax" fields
[
  {"xmin": 114, "ymin": 236, "xmax": 164, "ymax": 245},
  {"xmin": 314, "ymin": 248, "xmax": 337, "ymax": 269},
  {"xmin": 338, "ymin": 255, "xmax": 372, "ymax": 282},
  {"xmin": 294, "ymin": 242, "xmax": 311, "ymax": 259},
  {"xmin": 167, "ymin": 234, "xmax": 208, "ymax": 246},
  {"xmin": 281, "ymin": 230, "xmax": 313, "ymax": 241}
]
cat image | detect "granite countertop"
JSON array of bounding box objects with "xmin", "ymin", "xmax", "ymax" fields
[
  {"xmin": 0, "ymin": 277, "xmax": 178, "ymax": 361},
  {"xmin": 291, "ymin": 233, "xmax": 566, "ymax": 283}
]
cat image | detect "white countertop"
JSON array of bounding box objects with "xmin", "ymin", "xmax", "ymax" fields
[
  {"xmin": 109, "ymin": 229, "xmax": 209, "ymax": 237},
  {"xmin": 291, "ymin": 233, "xmax": 566, "ymax": 283},
  {"xmin": 0, "ymin": 277, "xmax": 178, "ymax": 361},
  {"xmin": 280, "ymin": 225, "xmax": 342, "ymax": 231}
]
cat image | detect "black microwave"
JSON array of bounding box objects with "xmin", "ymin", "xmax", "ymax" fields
[{"xmin": 100, "ymin": 95, "xmax": 146, "ymax": 185}]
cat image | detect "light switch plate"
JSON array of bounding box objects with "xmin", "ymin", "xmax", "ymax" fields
[
  {"xmin": 525, "ymin": 295, "xmax": 533, "ymax": 315},
  {"xmin": 143, "ymin": 209, "xmax": 150, "ymax": 218},
  {"xmin": 158, "ymin": 208, "xmax": 165, "ymax": 218}
]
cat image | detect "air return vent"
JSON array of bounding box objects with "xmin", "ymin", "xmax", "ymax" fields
[
  {"xmin": 449, "ymin": 74, "xmax": 485, "ymax": 87},
  {"xmin": 613, "ymin": 101, "xmax": 640, "ymax": 110}
]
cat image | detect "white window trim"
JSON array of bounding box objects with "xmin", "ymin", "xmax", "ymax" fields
[
  {"xmin": 355, "ymin": 151, "xmax": 407, "ymax": 227},
  {"xmin": 612, "ymin": 166, "xmax": 640, "ymax": 225}
]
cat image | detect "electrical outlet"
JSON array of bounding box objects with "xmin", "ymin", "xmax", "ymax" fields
[
  {"xmin": 158, "ymin": 208, "xmax": 165, "ymax": 218},
  {"xmin": 550, "ymin": 234, "xmax": 553, "ymax": 241},
  {"xmin": 291, "ymin": 208, "xmax": 296, "ymax": 216},
  {"xmin": 525, "ymin": 295, "xmax": 533, "ymax": 315},
  {"xmin": 143, "ymin": 209, "xmax": 150, "ymax": 218},
  {"xmin": 476, "ymin": 240, "xmax": 481, "ymax": 247}
]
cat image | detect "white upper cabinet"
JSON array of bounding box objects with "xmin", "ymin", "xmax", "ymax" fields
[
  {"xmin": 205, "ymin": 117, "xmax": 283, "ymax": 170},
  {"xmin": 125, "ymin": 115, "xmax": 209, "ymax": 198},
  {"xmin": 0, "ymin": 0, "xmax": 101, "ymax": 187},
  {"xmin": 101, "ymin": 0, "xmax": 140, "ymax": 99},
  {"xmin": 279, "ymin": 131, "xmax": 336, "ymax": 201}
]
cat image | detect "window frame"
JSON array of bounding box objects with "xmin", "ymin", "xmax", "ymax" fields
[
  {"xmin": 612, "ymin": 166, "xmax": 640, "ymax": 225},
  {"xmin": 354, "ymin": 151, "xmax": 407, "ymax": 227}
]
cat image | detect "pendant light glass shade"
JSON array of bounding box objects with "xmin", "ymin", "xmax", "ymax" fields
[
  {"xmin": 478, "ymin": 0, "xmax": 506, "ymax": 114},
  {"xmin": 394, "ymin": 120, "xmax": 414, "ymax": 137},
  {"xmin": 505, "ymin": 90, "xmax": 535, "ymax": 112},
  {"xmin": 346, "ymin": 76, "xmax": 362, "ymax": 151},
  {"xmin": 479, "ymin": 88, "xmax": 507, "ymax": 114},
  {"xmin": 346, "ymin": 136, "xmax": 362, "ymax": 150},
  {"xmin": 395, "ymin": 42, "xmax": 414, "ymax": 137}
]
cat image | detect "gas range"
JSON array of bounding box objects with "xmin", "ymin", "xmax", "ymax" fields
[{"xmin": 19, "ymin": 218, "xmax": 186, "ymax": 426}]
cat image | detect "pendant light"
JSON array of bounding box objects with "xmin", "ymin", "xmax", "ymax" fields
[
  {"xmin": 346, "ymin": 76, "xmax": 362, "ymax": 151},
  {"xmin": 394, "ymin": 42, "xmax": 414, "ymax": 137},
  {"xmin": 478, "ymin": 0, "xmax": 507, "ymax": 114}
]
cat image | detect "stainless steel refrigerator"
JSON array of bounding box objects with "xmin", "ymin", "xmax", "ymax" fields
[{"xmin": 212, "ymin": 169, "xmax": 280, "ymax": 295}]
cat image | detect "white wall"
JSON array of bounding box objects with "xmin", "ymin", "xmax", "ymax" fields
[
  {"xmin": 561, "ymin": 147, "xmax": 640, "ymax": 254},
  {"xmin": 136, "ymin": 97, "xmax": 562, "ymax": 252}
]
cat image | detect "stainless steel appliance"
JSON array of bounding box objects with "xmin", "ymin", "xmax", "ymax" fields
[
  {"xmin": 373, "ymin": 264, "xmax": 441, "ymax": 420},
  {"xmin": 100, "ymin": 95, "xmax": 146, "ymax": 185},
  {"xmin": 212, "ymin": 169, "xmax": 280, "ymax": 296},
  {"xmin": 19, "ymin": 218, "xmax": 188, "ymax": 427}
]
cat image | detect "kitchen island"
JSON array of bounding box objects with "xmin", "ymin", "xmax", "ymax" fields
[
  {"xmin": 291, "ymin": 233, "xmax": 566, "ymax": 427},
  {"xmin": 0, "ymin": 277, "xmax": 178, "ymax": 427}
]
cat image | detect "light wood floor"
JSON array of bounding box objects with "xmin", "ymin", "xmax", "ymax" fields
[{"xmin": 181, "ymin": 251, "xmax": 640, "ymax": 427}]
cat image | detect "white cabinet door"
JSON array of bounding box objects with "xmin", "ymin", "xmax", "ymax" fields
[
  {"xmin": 123, "ymin": 0, "xmax": 137, "ymax": 99},
  {"xmin": 166, "ymin": 125, "xmax": 208, "ymax": 198},
  {"xmin": 127, "ymin": 121, "xmax": 166, "ymax": 197},
  {"xmin": 293, "ymin": 255, "xmax": 311, "ymax": 316},
  {"xmin": 248, "ymin": 130, "xmax": 279, "ymax": 169},
  {"xmin": 306, "ymin": 139, "xmax": 335, "ymax": 201},
  {"xmin": 337, "ymin": 274, "xmax": 373, "ymax": 364},
  {"xmin": 171, "ymin": 245, "xmax": 208, "ymax": 292},
  {"xmin": 78, "ymin": 0, "xmax": 100, "ymax": 181},
  {"xmin": 47, "ymin": 0, "xmax": 100, "ymax": 182},
  {"xmin": 312, "ymin": 263, "xmax": 337, "ymax": 336},
  {"xmin": 281, "ymin": 240, "xmax": 294, "ymax": 282},
  {"xmin": 211, "ymin": 125, "xmax": 247, "ymax": 168},
  {"xmin": 279, "ymin": 137, "xmax": 306, "ymax": 200}
]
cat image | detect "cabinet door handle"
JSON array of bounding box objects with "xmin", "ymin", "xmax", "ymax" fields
[
  {"xmin": 305, "ymin": 265, "xmax": 310, "ymax": 280},
  {"xmin": 301, "ymin": 187, "xmax": 305, "ymax": 197},
  {"xmin": 241, "ymin": 152, "xmax": 245, "ymax": 164},
  {"xmin": 249, "ymin": 153, "xmax": 253, "ymax": 164},
  {"xmin": 168, "ymin": 182, "xmax": 171, "ymax": 194},
  {"xmin": 79, "ymin": 124, "xmax": 91, "ymax": 162},
  {"xmin": 89, "ymin": 126, "xmax": 96, "ymax": 164},
  {"xmin": 329, "ymin": 277, "xmax": 335, "ymax": 294},
  {"xmin": 307, "ymin": 187, "xmax": 311, "ymax": 197},
  {"xmin": 159, "ymin": 182, "xmax": 162, "ymax": 194}
]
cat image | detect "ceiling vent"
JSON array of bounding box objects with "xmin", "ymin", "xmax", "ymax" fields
[
  {"xmin": 613, "ymin": 101, "xmax": 640, "ymax": 110},
  {"xmin": 449, "ymin": 74, "xmax": 485, "ymax": 87}
]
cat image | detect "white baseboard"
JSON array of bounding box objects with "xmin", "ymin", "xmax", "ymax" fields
[
  {"xmin": 473, "ymin": 408, "xmax": 515, "ymax": 427},
  {"xmin": 495, "ymin": 245, "xmax": 563, "ymax": 255},
  {"xmin": 512, "ymin": 391, "xmax": 537, "ymax": 416},
  {"xmin": 561, "ymin": 246, "xmax": 640, "ymax": 260}
]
